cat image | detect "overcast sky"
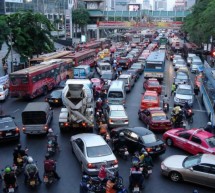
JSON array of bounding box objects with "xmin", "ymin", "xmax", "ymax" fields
[{"xmin": 150, "ymin": 0, "xmax": 175, "ymax": 10}]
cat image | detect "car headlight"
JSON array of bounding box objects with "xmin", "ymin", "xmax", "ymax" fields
[
  {"xmin": 161, "ymin": 163, "xmax": 168, "ymax": 170},
  {"xmin": 174, "ymin": 97, "xmax": 179, "ymax": 102}
]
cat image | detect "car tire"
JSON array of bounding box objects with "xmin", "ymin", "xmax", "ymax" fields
[
  {"xmin": 166, "ymin": 138, "xmax": 173, "ymax": 146},
  {"xmin": 169, "ymin": 171, "xmax": 182, "ymax": 182}
]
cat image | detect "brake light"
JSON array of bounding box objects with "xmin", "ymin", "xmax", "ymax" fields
[
  {"xmin": 188, "ymin": 109, "xmax": 192, "ymax": 113},
  {"xmin": 146, "ymin": 147, "xmax": 152, "ymax": 152},
  {"xmin": 55, "ymin": 99, "xmax": 59, "ymax": 103},
  {"xmin": 0, "ymin": 131, "xmax": 2, "ymax": 135},
  {"xmin": 22, "ymin": 127, "xmax": 26, "ymax": 131},
  {"xmin": 124, "ymin": 120, "xmax": 129, "ymax": 122},
  {"xmin": 15, "ymin": 127, "xmax": 19, "ymax": 133},
  {"xmin": 82, "ymin": 122, "xmax": 86, "ymax": 127},
  {"xmin": 109, "ymin": 119, "xmax": 113, "ymax": 123},
  {"xmin": 87, "ymin": 163, "xmax": 96, "ymax": 169},
  {"xmin": 44, "ymin": 125, "xmax": 48, "ymax": 130},
  {"xmin": 45, "ymin": 98, "xmax": 48, "ymax": 102},
  {"xmin": 64, "ymin": 122, "xmax": 69, "ymax": 126}
]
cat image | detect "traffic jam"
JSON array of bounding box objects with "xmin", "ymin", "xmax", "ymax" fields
[{"xmin": 0, "ymin": 29, "xmax": 215, "ymax": 193}]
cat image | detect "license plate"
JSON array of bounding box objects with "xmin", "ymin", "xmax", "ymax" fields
[
  {"xmin": 6, "ymin": 132, "xmax": 12, "ymax": 136},
  {"xmin": 148, "ymin": 170, "xmax": 152, "ymax": 174},
  {"xmin": 156, "ymin": 147, "xmax": 161, "ymax": 151},
  {"xmin": 17, "ymin": 158, "xmax": 23, "ymax": 163},
  {"xmin": 134, "ymin": 187, "xmax": 139, "ymax": 191},
  {"xmin": 8, "ymin": 188, "xmax": 14, "ymax": 193},
  {"xmin": 30, "ymin": 180, "xmax": 35, "ymax": 185},
  {"xmin": 125, "ymin": 151, "xmax": 129, "ymax": 155},
  {"xmin": 48, "ymin": 148, "xmax": 52, "ymax": 151}
]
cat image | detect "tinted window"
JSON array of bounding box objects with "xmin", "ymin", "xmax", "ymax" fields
[
  {"xmin": 22, "ymin": 111, "xmax": 47, "ymax": 125},
  {"xmin": 87, "ymin": 145, "xmax": 112, "ymax": 157},
  {"xmin": 108, "ymin": 91, "xmax": 123, "ymax": 98},
  {"xmin": 0, "ymin": 117, "xmax": 15, "ymax": 130},
  {"xmin": 178, "ymin": 132, "xmax": 191, "ymax": 139},
  {"xmin": 141, "ymin": 134, "xmax": 157, "ymax": 143},
  {"xmin": 205, "ymin": 137, "xmax": 215, "ymax": 148},
  {"xmin": 50, "ymin": 90, "xmax": 62, "ymax": 98},
  {"xmin": 76, "ymin": 139, "xmax": 84, "ymax": 153},
  {"xmin": 191, "ymin": 136, "xmax": 202, "ymax": 144},
  {"xmin": 110, "ymin": 110, "xmax": 126, "ymax": 117},
  {"xmin": 193, "ymin": 164, "xmax": 210, "ymax": 173}
]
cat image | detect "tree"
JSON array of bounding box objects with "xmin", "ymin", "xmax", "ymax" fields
[
  {"xmin": 4, "ymin": 11, "xmax": 55, "ymax": 59},
  {"xmin": 0, "ymin": 16, "xmax": 10, "ymax": 51},
  {"xmin": 72, "ymin": 8, "xmax": 90, "ymax": 35}
]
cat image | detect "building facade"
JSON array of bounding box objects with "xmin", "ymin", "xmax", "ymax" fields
[{"xmin": 153, "ymin": 0, "xmax": 167, "ymax": 11}]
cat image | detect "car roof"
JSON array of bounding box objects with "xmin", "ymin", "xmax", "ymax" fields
[
  {"xmin": 109, "ymin": 105, "xmax": 125, "ymax": 111},
  {"xmin": 72, "ymin": 133, "xmax": 106, "ymax": 147},
  {"xmin": 130, "ymin": 127, "xmax": 153, "ymax": 136},
  {"xmin": 201, "ymin": 154, "xmax": 215, "ymax": 164},
  {"xmin": 177, "ymin": 84, "xmax": 191, "ymax": 89},
  {"xmin": 119, "ymin": 74, "xmax": 131, "ymax": 78},
  {"xmin": 144, "ymin": 90, "xmax": 158, "ymax": 95}
]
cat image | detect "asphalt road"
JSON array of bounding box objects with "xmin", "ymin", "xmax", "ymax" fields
[{"xmin": 0, "ymin": 58, "xmax": 213, "ymax": 193}]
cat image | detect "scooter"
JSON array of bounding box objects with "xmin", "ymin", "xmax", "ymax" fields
[
  {"xmin": 47, "ymin": 140, "xmax": 56, "ymax": 157},
  {"xmin": 117, "ymin": 147, "xmax": 129, "ymax": 160},
  {"xmin": 184, "ymin": 108, "xmax": 194, "ymax": 123},
  {"xmin": 27, "ymin": 173, "xmax": 39, "ymax": 188},
  {"xmin": 43, "ymin": 172, "xmax": 55, "ymax": 185},
  {"xmin": 163, "ymin": 102, "xmax": 169, "ymax": 113},
  {"xmin": 4, "ymin": 184, "xmax": 17, "ymax": 193}
]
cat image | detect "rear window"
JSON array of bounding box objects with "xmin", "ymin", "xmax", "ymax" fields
[
  {"xmin": 22, "ymin": 111, "xmax": 47, "ymax": 125},
  {"xmin": 118, "ymin": 78, "xmax": 128, "ymax": 84},
  {"xmin": 108, "ymin": 91, "xmax": 123, "ymax": 98},
  {"xmin": 110, "ymin": 110, "xmax": 126, "ymax": 117},
  {"xmin": 143, "ymin": 95, "xmax": 157, "ymax": 101},
  {"xmin": 87, "ymin": 145, "xmax": 112, "ymax": 157},
  {"xmin": 0, "ymin": 117, "xmax": 15, "ymax": 130},
  {"xmin": 142, "ymin": 134, "xmax": 157, "ymax": 143}
]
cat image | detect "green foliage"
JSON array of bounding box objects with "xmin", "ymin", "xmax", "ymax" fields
[
  {"xmin": 182, "ymin": 0, "xmax": 215, "ymax": 44},
  {"xmin": 72, "ymin": 8, "xmax": 90, "ymax": 27},
  {"xmin": 0, "ymin": 15, "xmax": 10, "ymax": 50},
  {"xmin": 5, "ymin": 11, "xmax": 55, "ymax": 59}
]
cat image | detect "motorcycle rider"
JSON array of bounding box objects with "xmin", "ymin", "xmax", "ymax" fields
[
  {"xmin": 24, "ymin": 156, "xmax": 42, "ymax": 184},
  {"xmin": 139, "ymin": 148, "xmax": 147, "ymax": 164},
  {"xmin": 143, "ymin": 152, "xmax": 153, "ymax": 167},
  {"xmin": 44, "ymin": 154, "xmax": 60, "ymax": 180},
  {"xmin": 112, "ymin": 60, "xmax": 117, "ymax": 71},
  {"xmin": 205, "ymin": 122, "xmax": 213, "ymax": 133},
  {"xmin": 98, "ymin": 162, "xmax": 114, "ymax": 182},
  {"xmin": 171, "ymin": 106, "xmax": 183, "ymax": 124},
  {"xmin": 106, "ymin": 176, "xmax": 118, "ymax": 193},
  {"xmin": 113, "ymin": 132, "xmax": 126, "ymax": 152},
  {"xmin": 47, "ymin": 128, "xmax": 59, "ymax": 151},
  {"xmin": 162, "ymin": 94, "xmax": 169, "ymax": 111},
  {"xmin": 3, "ymin": 167, "xmax": 17, "ymax": 191},
  {"xmin": 129, "ymin": 157, "xmax": 144, "ymax": 189},
  {"xmin": 96, "ymin": 98, "xmax": 103, "ymax": 112},
  {"xmin": 13, "ymin": 144, "xmax": 27, "ymax": 165}
]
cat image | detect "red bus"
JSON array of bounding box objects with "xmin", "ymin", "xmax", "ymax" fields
[
  {"xmin": 29, "ymin": 51, "xmax": 71, "ymax": 66},
  {"xmin": 99, "ymin": 38, "xmax": 111, "ymax": 49},
  {"xmin": 77, "ymin": 41, "xmax": 102, "ymax": 53},
  {"xmin": 60, "ymin": 49, "xmax": 96, "ymax": 67},
  {"xmin": 183, "ymin": 42, "xmax": 199, "ymax": 58},
  {"xmin": 9, "ymin": 58, "xmax": 73, "ymax": 99}
]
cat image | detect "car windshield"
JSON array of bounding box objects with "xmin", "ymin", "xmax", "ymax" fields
[
  {"xmin": 87, "ymin": 145, "xmax": 112, "ymax": 157},
  {"xmin": 176, "ymin": 60, "xmax": 185, "ymax": 64},
  {"xmin": 176, "ymin": 74, "xmax": 188, "ymax": 80},
  {"xmin": 101, "ymin": 73, "xmax": 112, "ymax": 79},
  {"xmin": 152, "ymin": 114, "xmax": 167, "ymax": 121},
  {"xmin": 0, "ymin": 118, "xmax": 15, "ymax": 130},
  {"xmin": 148, "ymin": 81, "xmax": 159, "ymax": 86},
  {"xmin": 50, "ymin": 90, "xmax": 62, "ymax": 97},
  {"xmin": 110, "ymin": 110, "xmax": 126, "ymax": 117},
  {"xmin": 0, "ymin": 87, "xmax": 4, "ymax": 92},
  {"xmin": 183, "ymin": 155, "xmax": 201, "ymax": 168},
  {"xmin": 144, "ymin": 95, "xmax": 157, "ymax": 101},
  {"xmin": 141, "ymin": 133, "xmax": 157, "ymax": 143},
  {"xmin": 132, "ymin": 64, "xmax": 141, "ymax": 68},
  {"xmin": 118, "ymin": 78, "xmax": 128, "ymax": 84},
  {"xmin": 177, "ymin": 88, "xmax": 192, "ymax": 95},
  {"xmin": 205, "ymin": 136, "xmax": 215, "ymax": 148}
]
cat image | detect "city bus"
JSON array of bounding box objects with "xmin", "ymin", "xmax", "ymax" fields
[
  {"xmin": 29, "ymin": 51, "xmax": 71, "ymax": 66},
  {"xmin": 77, "ymin": 41, "xmax": 102, "ymax": 53},
  {"xmin": 60, "ymin": 49, "xmax": 96, "ymax": 67},
  {"xmin": 144, "ymin": 51, "xmax": 166, "ymax": 80},
  {"xmin": 200, "ymin": 62, "xmax": 215, "ymax": 125},
  {"xmin": 9, "ymin": 58, "xmax": 73, "ymax": 99}
]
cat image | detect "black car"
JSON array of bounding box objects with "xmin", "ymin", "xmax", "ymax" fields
[
  {"xmin": 123, "ymin": 69, "xmax": 139, "ymax": 81},
  {"xmin": 0, "ymin": 116, "xmax": 20, "ymax": 142},
  {"xmin": 45, "ymin": 89, "xmax": 63, "ymax": 106},
  {"xmin": 110, "ymin": 127, "xmax": 166, "ymax": 156},
  {"xmin": 130, "ymin": 62, "xmax": 145, "ymax": 75}
]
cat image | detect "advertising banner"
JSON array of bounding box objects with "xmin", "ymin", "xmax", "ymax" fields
[{"xmin": 5, "ymin": 0, "xmax": 23, "ymax": 3}]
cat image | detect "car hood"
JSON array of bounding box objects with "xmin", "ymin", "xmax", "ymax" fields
[
  {"xmin": 175, "ymin": 94, "xmax": 192, "ymax": 100},
  {"xmin": 162, "ymin": 155, "xmax": 186, "ymax": 169}
]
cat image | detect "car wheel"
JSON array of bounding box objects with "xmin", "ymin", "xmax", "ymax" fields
[
  {"xmin": 169, "ymin": 171, "xmax": 182, "ymax": 182},
  {"xmin": 166, "ymin": 138, "xmax": 173, "ymax": 146}
]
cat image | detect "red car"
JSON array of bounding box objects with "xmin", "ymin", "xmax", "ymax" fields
[
  {"xmin": 143, "ymin": 78, "xmax": 162, "ymax": 94},
  {"xmin": 140, "ymin": 90, "xmax": 160, "ymax": 110},
  {"xmin": 163, "ymin": 128, "xmax": 215, "ymax": 155},
  {"xmin": 138, "ymin": 107, "xmax": 172, "ymax": 131}
]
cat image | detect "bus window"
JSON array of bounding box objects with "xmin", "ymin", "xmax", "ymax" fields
[
  {"xmin": 11, "ymin": 77, "xmax": 19, "ymax": 85},
  {"xmin": 32, "ymin": 76, "xmax": 37, "ymax": 83},
  {"xmin": 21, "ymin": 77, "xmax": 29, "ymax": 84}
]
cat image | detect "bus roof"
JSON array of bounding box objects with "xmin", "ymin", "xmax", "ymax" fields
[
  {"xmin": 10, "ymin": 59, "xmax": 72, "ymax": 75},
  {"xmin": 30, "ymin": 51, "xmax": 71, "ymax": 62},
  {"xmin": 61, "ymin": 49, "xmax": 96, "ymax": 59},
  {"xmin": 146, "ymin": 51, "xmax": 166, "ymax": 62}
]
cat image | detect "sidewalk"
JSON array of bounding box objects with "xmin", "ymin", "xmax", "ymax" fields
[{"xmin": 0, "ymin": 42, "xmax": 65, "ymax": 77}]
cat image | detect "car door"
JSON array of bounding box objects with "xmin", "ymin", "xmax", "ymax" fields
[
  {"xmin": 186, "ymin": 135, "xmax": 203, "ymax": 154},
  {"xmin": 184, "ymin": 164, "xmax": 210, "ymax": 186},
  {"xmin": 174, "ymin": 132, "xmax": 191, "ymax": 149},
  {"xmin": 206, "ymin": 165, "xmax": 215, "ymax": 188},
  {"xmin": 140, "ymin": 110, "xmax": 149, "ymax": 123},
  {"xmin": 73, "ymin": 138, "xmax": 85, "ymax": 162}
]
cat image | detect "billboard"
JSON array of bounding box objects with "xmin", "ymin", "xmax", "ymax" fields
[
  {"xmin": 128, "ymin": 4, "xmax": 141, "ymax": 11},
  {"xmin": 5, "ymin": 0, "xmax": 23, "ymax": 3}
]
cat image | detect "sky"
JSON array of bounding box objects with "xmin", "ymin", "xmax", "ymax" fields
[{"xmin": 149, "ymin": 0, "xmax": 175, "ymax": 10}]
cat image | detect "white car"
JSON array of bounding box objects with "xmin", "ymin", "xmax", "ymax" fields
[
  {"xmin": 173, "ymin": 55, "xmax": 182, "ymax": 65},
  {"xmin": 70, "ymin": 133, "xmax": 118, "ymax": 175},
  {"xmin": 174, "ymin": 59, "xmax": 186, "ymax": 71},
  {"xmin": 0, "ymin": 84, "xmax": 9, "ymax": 101}
]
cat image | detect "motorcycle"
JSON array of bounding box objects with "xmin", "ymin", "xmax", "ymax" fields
[
  {"xmin": 4, "ymin": 184, "xmax": 17, "ymax": 193},
  {"xmin": 170, "ymin": 113, "xmax": 184, "ymax": 128},
  {"xmin": 139, "ymin": 163, "xmax": 152, "ymax": 179},
  {"xmin": 47, "ymin": 140, "xmax": 56, "ymax": 157},
  {"xmin": 43, "ymin": 172, "xmax": 55, "ymax": 185},
  {"xmin": 27, "ymin": 172, "xmax": 39, "ymax": 188},
  {"xmin": 163, "ymin": 102, "xmax": 169, "ymax": 113},
  {"xmin": 116, "ymin": 146, "xmax": 129, "ymax": 160},
  {"xmin": 131, "ymin": 183, "xmax": 141, "ymax": 193},
  {"xmin": 184, "ymin": 108, "xmax": 194, "ymax": 123},
  {"xmin": 13, "ymin": 155, "xmax": 28, "ymax": 175}
]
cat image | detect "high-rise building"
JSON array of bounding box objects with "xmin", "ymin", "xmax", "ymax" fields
[
  {"xmin": 142, "ymin": 0, "xmax": 151, "ymax": 10},
  {"xmin": 154, "ymin": 0, "xmax": 167, "ymax": 11},
  {"xmin": 174, "ymin": 0, "xmax": 186, "ymax": 11},
  {"xmin": 186, "ymin": 0, "xmax": 196, "ymax": 9}
]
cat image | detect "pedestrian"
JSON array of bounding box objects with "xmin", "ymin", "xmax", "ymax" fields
[
  {"xmin": 171, "ymin": 83, "xmax": 176, "ymax": 96},
  {"xmin": 194, "ymin": 85, "xmax": 199, "ymax": 96}
]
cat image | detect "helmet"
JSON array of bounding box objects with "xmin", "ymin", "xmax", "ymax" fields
[
  {"xmin": 82, "ymin": 175, "xmax": 90, "ymax": 183},
  {"xmin": 48, "ymin": 128, "xmax": 53, "ymax": 133},
  {"xmin": 45, "ymin": 153, "xmax": 50, "ymax": 159},
  {"xmin": 207, "ymin": 122, "xmax": 212, "ymax": 126},
  {"xmin": 114, "ymin": 60, "xmax": 116, "ymax": 63},
  {"xmin": 17, "ymin": 143, "xmax": 22, "ymax": 149},
  {"xmin": 132, "ymin": 157, "xmax": 139, "ymax": 166},
  {"xmin": 119, "ymin": 132, "xmax": 124, "ymax": 137},
  {"xmin": 27, "ymin": 156, "xmax": 33, "ymax": 164},
  {"xmin": 141, "ymin": 148, "xmax": 146, "ymax": 154},
  {"xmin": 143, "ymin": 152, "xmax": 148, "ymax": 156},
  {"xmin": 5, "ymin": 167, "xmax": 11, "ymax": 173}
]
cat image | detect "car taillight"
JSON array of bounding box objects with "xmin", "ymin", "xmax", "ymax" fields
[
  {"xmin": 124, "ymin": 120, "xmax": 129, "ymax": 122},
  {"xmin": 15, "ymin": 127, "xmax": 19, "ymax": 133},
  {"xmin": 55, "ymin": 99, "xmax": 59, "ymax": 103},
  {"xmin": 109, "ymin": 119, "xmax": 113, "ymax": 123},
  {"xmin": 64, "ymin": 122, "xmax": 69, "ymax": 126},
  {"xmin": 126, "ymin": 62, "xmax": 128, "ymax": 65},
  {"xmin": 45, "ymin": 98, "xmax": 48, "ymax": 102},
  {"xmin": 44, "ymin": 125, "xmax": 48, "ymax": 130},
  {"xmin": 146, "ymin": 147, "xmax": 152, "ymax": 152},
  {"xmin": 22, "ymin": 127, "xmax": 26, "ymax": 131},
  {"xmin": 128, "ymin": 84, "xmax": 130, "ymax": 88},
  {"xmin": 87, "ymin": 163, "xmax": 96, "ymax": 169},
  {"xmin": 82, "ymin": 122, "xmax": 87, "ymax": 127},
  {"xmin": 0, "ymin": 131, "xmax": 2, "ymax": 136}
]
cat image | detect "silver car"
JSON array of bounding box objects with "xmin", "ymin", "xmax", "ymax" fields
[
  {"xmin": 118, "ymin": 74, "xmax": 135, "ymax": 92},
  {"xmin": 174, "ymin": 84, "xmax": 194, "ymax": 106},
  {"xmin": 70, "ymin": 133, "xmax": 118, "ymax": 175},
  {"xmin": 161, "ymin": 154, "xmax": 215, "ymax": 189},
  {"xmin": 173, "ymin": 55, "xmax": 182, "ymax": 66},
  {"xmin": 174, "ymin": 72, "xmax": 189, "ymax": 86},
  {"xmin": 104, "ymin": 105, "xmax": 129, "ymax": 129},
  {"xmin": 191, "ymin": 59, "xmax": 204, "ymax": 73},
  {"xmin": 187, "ymin": 53, "xmax": 196, "ymax": 66},
  {"xmin": 174, "ymin": 59, "xmax": 186, "ymax": 71}
]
